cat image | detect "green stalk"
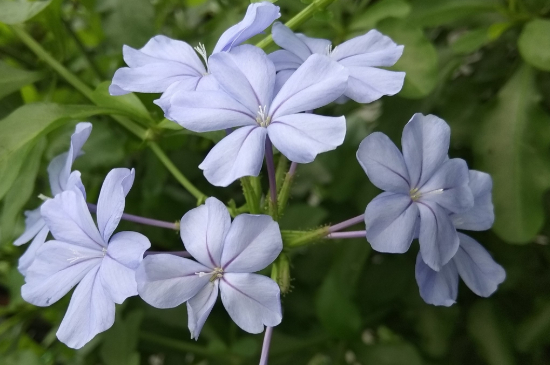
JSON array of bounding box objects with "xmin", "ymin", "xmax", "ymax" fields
[
  {"xmin": 282, "ymin": 227, "xmax": 330, "ymax": 248},
  {"xmin": 255, "ymin": 0, "xmax": 338, "ymax": 49},
  {"xmin": 241, "ymin": 176, "xmax": 261, "ymax": 214},
  {"xmin": 11, "ymin": 25, "xmax": 207, "ymax": 201}
]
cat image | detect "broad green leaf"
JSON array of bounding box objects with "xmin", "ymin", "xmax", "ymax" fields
[
  {"xmin": 518, "ymin": 19, "xmax": 550, "ymax": 72},
  {"xmin": 91, "ymin": 81, "xmax": 153, "ymax": 125},
  {"xmin": 408, "ymin": 0, "xmax": 499, "ymax": 27},
  {"xmin": 516, "ymin": 300, "xmax": 550, "ymax": 352},
  {"xmin": 0, "ymin": 138, "xmax": 45, "ymax": 243},
  {"xmin": 451, "ymin": 28, "xmax": 491, "ymax": 54},
  {"xmin": 467, "ymin": 301, "xmax": 515, "ymax": 365},
  {"xmin": 0, "ymin": 143, "xmax": 30, "ymax": 201},
  {"xmin": 377, "ymin": 19, "xmax": 438, "ymax": 99},
  {"xmin": 0, "ymin": 61, "xmax": 43, "ymax": 100},
  {"xmin": 355, "ymin": 343, "xmax": 424, "ymax": 365},
  {"xmin": 102, "ymin": 0, "xmax": 155, "ymax": 48},
  {"xmin": 473, "ymin": 65, "xmax": 550, "ymax": 243},
  {"xmin": 0, "ymin": 0, "xmax": 52, "ymax": 24},
  {"xmin": 0, "ymin": 103, "xmax": 125, "ymax": 165},
  {"xmin": 100, "ymin": 310, "xmax": 143, "ymax": 365},
  {"xmin": 350, "ymin": 0, "xmax": 411, "ymax": 31}
]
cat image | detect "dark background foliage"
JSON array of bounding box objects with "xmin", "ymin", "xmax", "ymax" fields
[{"xmin": 1, "ymin": 0, "xmax": 550, "ymax": 364}]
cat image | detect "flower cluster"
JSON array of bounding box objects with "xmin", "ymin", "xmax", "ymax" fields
[{"xmin": 14, "ymin": 1, "xmax": 505, "ymax": 358}]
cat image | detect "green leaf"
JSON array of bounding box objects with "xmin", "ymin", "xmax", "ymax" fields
[
  {"xmin": 473, "ymin": 64, "xmax": 550, "ymax": 243},
  {"xmin": 0, "ymin": 0, "xmax": 52, "ymax": 24},
  {"xmin": 102, "ymin": 0, "xmax": 155, "ymax": 48},
  {"xmin": 377, "ymin": 18, "xmax": 438, "ymax": 99},
  {"xmin": 467, "ymin": 301, "xmax": 516, "ymax": 365},
  {"xmin": 408, "ymin": 0, "xmax": 499, "ymax": 27},
  {"xmin": 451, "ymin": 28, "xmax": 492, "ymax": 55},
  {"xmin": 350, "ymin": 0, "xmax": 411, "ymax": 31},
  {"xmin": 518, "ymin": 19, "xmax": 550, "ymax": 72},
  {"xmin": 516, "ymin": 300, "xmax": 550, "ymax": 352},
  {"xmin": 0, "ymin": 61, "xmax": 43, "ymax": 100},
  {"xmin": 0, "ymin": 138, "xmax": 45, "ymax": 243},
  {"xmin": 0, "ymin": 103, "xmax": 125, "ymax": 165},
  {"xmin": 100, "ymin": 310, "xmax": 144, "ymax": 365},
  {"xmin": 0, "ymin": 143, "xmax": 30, "ymax": 201},
  {"xmin": 355, "ymin": 343, "xmax": 424, "ymax": 365},
  {"xmin": 91, "ymin": 81, "xmax": 153, "ymax": 125}
]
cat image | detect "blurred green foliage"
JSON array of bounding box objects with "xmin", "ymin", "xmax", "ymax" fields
[{"xmin": 1, "ymin": 0, "xmax": 550, "ymax": 364}]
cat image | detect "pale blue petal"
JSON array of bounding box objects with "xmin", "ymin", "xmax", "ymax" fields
[
  {"xmin": 221, "ymin": 215, "xmax": 282, "ymax": 273},
  {"xmin": 57, "ymin": 266, "xmax": 115, "ymax": 349},
  {"xmin": 297, "ymin": 33, "xmax": 332, "ymax": 55},
  {"xmin": 269, "ymin": 55, "xmax": 348, "ymax": 118},
  {"xmin": 22, "ymin": 240, "xmax": 102, "ymax": 306},
  {"xmin": 65, "ymin": 170, "xmax": 86, "ymax": 198},
  {"xmin": 213, "ymin": 2, "xmax": 280, "ymax": 53},
  {"xmin": 420, "ymin": 158, "xmax": 474, "ymax": 214},
  {"xmin": 13, "ymin": 207, "xmax": 44, "ymax": 246},
  {"xmin": 452, "ymin": 170, "xmax": 494, "ymax": 231},
  {"xmin": 454, "ymin": 233, "xmax": 505, "ymax": 297},
  {"xmin": 271, "ymin": 22, "xmax": 313, "ymax": 61},
  {"xmin": 365, "ymin": 192, "xmax": 418, "ymax": 253},
  {"xmin": 331, "ymin": 30, "xmax": 404, "ymax": 67},
  {"xmin": 220, "ymin": 273, "xmax": 282, "ymax": 333},
  {"xmin": 164, "ymin": 90, "xmax": 256, "ymax": 132},
  {"xmin": 415, "ymin": 252, "xmax": 458, "ymax": 307},
  {"xmin": 100, "ymin": 231, "xmax": 151, "ymax": 303},
  {"xmin": 48, "ymin": 122, "xmax": 92, "ymax": 196},
  {"xmin": 268, "ymin": 50, "xmax": 302, "ymax": 72},
  {"xmin": 126, "ymin": 36, "xmax": 205, "ymax": 71},
  {"xmin": 345, "ymin": 67, "xmax": 405, "ymax": 103},
  {"xmin": 209, "ymin": 45, "xmax": 275, "ymax": 113},
  {"xmin": 273, "ymin": 69, "xmax": 294, "ymax": 95},
  {"xmin": 136, "ymin": 254, "xmax": 211, "ymax": 308},
  {"xmin": 180, "ymin": 197, "xmax": 231, "ymax": 268},
  {"xmin": 187, "ymin": 280, "xmax": 219, "ymax": 340},
  {"xmin": 153, "ymin": 78, "xmax": 203, "ymax": 112},
  {"xmin": 356, "ymin": 132, "xmax": 410, "ymax": 193},
  {"xmin": 418, "ymin": 200, "xmax": 459, "ymax": 271},
  {"xmin": 402, "ymin": 114, "xmax": 451, "ymax": 188},
  {"xmin": 199, "ymin": 126, "xmax": 267, "ymax": 187},
  {"xmin": 97, "ymin": 168, "xmax": 135, "ymax": 242},
  {"xmin": 41, "ymin": 190, "xmax": 105, "ymax": 249},
  {"xmin": 18, "ymin": 225, "xmax": 49, "ymax": 276},
  {"xmin": 268, "ymin": 114, "xmax": 346, "ymax": 163}
]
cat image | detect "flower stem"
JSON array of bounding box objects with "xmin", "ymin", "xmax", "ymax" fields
[
  {"xmin": 145, "ymin": 251, "xmax": 190, "ymax": 258},
  {"xmin": 255, "ymin": 0, "xmax": 338, "ymax": 49},
  {"xmin": 326, "ymin": 231, "xmax": 366, "ymax": 239},
  {"xmin": 265, "ymin": 137, "xmax": 278, "ymax": 220},
  {"xmin": 328, "ymin": 214, "xmax": 365, "ymax": 233},
  {"xmin": 259, "ymin": 326, "xmax": 274, "ymax": 365},
  {"xmin": 277, "ymin": 162, "xmax": 298, "ymax": 215},
  {"xmin": 87, "ymin": 203, "xmax": 179, "ymax": 230}
]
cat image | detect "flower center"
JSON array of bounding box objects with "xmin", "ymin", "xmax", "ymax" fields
[
  {"xmin": 410, "ymin": 188, "xmax": 422, "ymax": 201},
  {"xmin": 194, "ymin": 42, "xmax": 209, "ymax": 74},
  {"xmin": 256, "ymin": 105, "xmax": 271, "ymax": 127},
  {"xmin": 67, "ymin": 247, "xmax": 107, "ymax": 263},
  {"xmin": 195, "ymin": 267, "xmax": 224, "ymax": 282}
]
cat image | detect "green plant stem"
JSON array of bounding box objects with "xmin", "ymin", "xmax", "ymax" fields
[
  {"xmin": 11, "ymin": 25, "xmax": 207, "ymax": 201},
  {"xmin": 149, "ymin": 142, "xmax": 207, "ymax": 203},
  {"xmin": 282, "ymin": 227, "xmax": 330, "ymax": 248},
  {"xmin": 255, "ymin": 0, "xmax": 338, "ymax": 49}
]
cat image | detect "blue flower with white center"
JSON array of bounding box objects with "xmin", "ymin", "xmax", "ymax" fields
[
  {"xmin": 21, "ymin": 168, "xmax": 151, "ymax": 349},
  {"xmin": 415, "ymin": 170, "xmax": 506, "ymax": 306},
  {"xmin": 109, "ymin": 1, "xmax": 281, "ymax": 110},
  {"xmin": 163, "ymin": 44, "xmax": 348, "ymax": 187},
  {"xmin": 14, "ymin": 122, "xmax": 92, "ymax": 275},
  {"xmin": 136, "ymin": 197, "xmax": 283, "ymax": 339},
  {"xmin": 357, "ymin": 114, "xmax": 474, "ymax": 271},
  {"xmin": 268, "ymin": 22, "xmax": 405, "ymax": 102}
]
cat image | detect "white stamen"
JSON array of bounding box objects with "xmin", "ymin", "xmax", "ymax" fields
[
  {"xmin": 195, "ymin": 267, "xmax": 224, "ymax": 281},
  {"xmin": 38, "ymin": 194, "xmax": 52, "ymax": 201},
  {"xmin": 256, "ymin": 105, "xmax": 270, "ymax": 127},
  {"xmin": 325, "ymin": 44, "xmax": 334, "ymax": 56},
  {"xmin": 194, "ymin": 43, "xmax": 209, "ymax": 72},
  {"xmin": 67, "ymin": 247, "xmax": 106, "ymax": 263}
]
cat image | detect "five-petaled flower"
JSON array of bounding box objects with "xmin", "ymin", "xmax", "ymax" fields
[
  {"xmin": 14, "ymin": 122, "xmax": 92, "ymax": 275},
  {"xmin": 136, "ymin": 197, "xmax": 283, "ymax": 339},
  {"xmin": 109, "ymin": 1, "xmax": 280, "ymax": 111},
  {"xmin": 357, "ymin": 113, "xmax": 474, "ymax": 271},
  {"xmin": 268, "ymin": 22, "xmax": 405, "ymax": 103},
  {"xmin": 21, "ymin": 168, "xmax": 151, "ymax": 349},
  {"xmin": 415, "ymin": 170, "xmax": 506, "ymax": 306},
  {"xmin": 164, "ymin": 45, "xmax": 348, "ymax": 186}
]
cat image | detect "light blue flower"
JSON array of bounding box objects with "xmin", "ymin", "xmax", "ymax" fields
[
  {"xmin": 21, "ymin": 168, "xmax": 151, "ymax": 349},
  {"xmin": 136, "ymin": 197, "xmax": 283, "ymax": 339},
  {"xmin": 14, "ymin": 122, "xmax": 92, "ymax": 275},
  {"xmin": 415, "ymin": 171, "xmax": 506, "ymax": 306},
  {"xmin": 109, "ymin": 1, "xmax": 281, "ymax": 110},
  {"xmin": 357, "ymin": 114, "xmax": 474, "ymax": 271},
  {"xmin": 164, "ymin": 44, "xmax": 348, "ymax": 187},
  {"xmin": 268, "ymin": 22, "xmax": 405, "ymax": 102}
]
